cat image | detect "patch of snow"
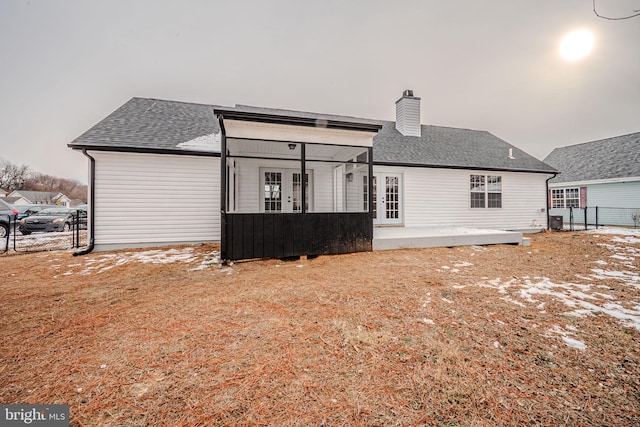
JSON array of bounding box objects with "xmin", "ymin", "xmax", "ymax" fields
[
  {"xmin": 176, "ymin": 132, "xmax": 221, "ymax": 152},
  {"xmin": 66, "ymin": 247, "xmax": 221, "ymax": 275},
  {"xmin": 614, "ymin": 236, "xmax": 640, "ymax": 244},
  {"xmin": 422, "ymin": 318, "xmax": 434, "ymax": 325},
  {"xmin": 502, "ymin": 295, "xmax": 526, "ymax": 307},
  {"xmin": 422, "ymin": 293, "xmax": 432, "ymax": 307},
  {"xmin": 544, "ymin": 325, "xmax": 586, "ymax": 350},
  {"xmin": 586, "ymin": 227, "xmax": 640, "ymax": 237},
  {"xmin": 453, "ymin": 261, "xmax": 473, "ymax": 268},
  {"xmin": 562, "ymin": 336, "xmax": 586, "ymax": 350},
  {"xmin": 610, "ymin": 254, "xmax": 631, "ymax": 261}
]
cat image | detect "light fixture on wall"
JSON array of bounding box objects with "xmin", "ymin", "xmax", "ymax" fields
[
  {"xmin": 288, "ymin": 143, "xmax": 296, "ymax": 150},
  {"xmin": 346, "ymin": 173, "xmax": 353, "ymax": 182}
]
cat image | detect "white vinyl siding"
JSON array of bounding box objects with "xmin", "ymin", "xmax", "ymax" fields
[
  {"xmin": 91, "ymin": 151, "xmax": 219, "ymax": 250},
  {"xmin": 395, "ymin": 97, "xmax": 421, "ymax": 137},
  {"xmin": 232, "ymin": 159, "xmax": 336, "ymax": 213},
  {"xmin": 375, "ymin": 166, "xmax": 549, "ymax": 231}
]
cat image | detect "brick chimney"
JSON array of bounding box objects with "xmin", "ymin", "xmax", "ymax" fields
[{"xmin": 395, "ymin": 90, "xmax": 421, "ymax": 137}]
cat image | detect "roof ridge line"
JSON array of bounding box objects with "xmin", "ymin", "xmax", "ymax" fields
[
  {"xmin": 555, "ymin": 130, "xmax": 640, "ymax": 150},
  {"xmin": 132, "ymin": 96, "xmax": 226, "ymax": 109}
]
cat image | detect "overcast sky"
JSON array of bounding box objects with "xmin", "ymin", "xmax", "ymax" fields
[{"xmin": 1, "ymin": 0, "xmax": 638, "ymax": 183}]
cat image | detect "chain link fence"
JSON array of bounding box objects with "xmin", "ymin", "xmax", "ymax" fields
[
  {"xmin": 1, "ymin": 209, "xmax": 87, "ymax": 254},
  {"xmin": 1, "ymin": 214, "xmax": 11, "ymax": 254},
  {"xmin": 550, "ymin": 206, "xmax": 640, "ymax": 231}
]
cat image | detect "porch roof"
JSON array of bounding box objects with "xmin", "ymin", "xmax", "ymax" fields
[{"xmin": 215, "ymin": 107, "xmax": 382, "ymax": 133}]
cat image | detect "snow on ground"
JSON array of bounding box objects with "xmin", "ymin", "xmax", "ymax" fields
[
  {"xmin": 454, "ymin": 227, "xmax": 640, "ymax": 349},
  {"xmin": 55, "ymin": 247, "xmax": 223, "ymax": 276},
  {"xmin": 586, "ymin": 226, "xmax": 640, "ymax": 237}
]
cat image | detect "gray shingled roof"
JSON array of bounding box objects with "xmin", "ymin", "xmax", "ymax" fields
[
  {"xmin": 69, "ymin": 97, "xmax": 556, "ymax": 173},
  {"xmin": 373, "ymin": 122, "xmax": 556, "ymax": 173},
  {"xmin": 69, "ymin": 98, "xmax": 221, "ymax": 152},
  {"xmin": 544, "ymin": 132, "xmax": 640, "ymax": 183},
  {"xmin": 11, "ymin": 190, "xmax": 61, "ymax": 203}
]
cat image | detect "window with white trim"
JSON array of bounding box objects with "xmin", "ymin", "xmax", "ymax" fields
[
  {"xmin": 565, "ymin": 188, "xmax": 579, "ymax": 208},
  {"xmin": 470, "ymin": 174, "xmax": 502, "ymax": 208},
  {"xmin": 551, "ymin": 188, "xmax": 580, "ymax": 209}
]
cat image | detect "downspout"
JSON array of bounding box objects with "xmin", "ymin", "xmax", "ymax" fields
[
  {"xmin": 545, "ymin": 172, "xmax": 558, "ymax": 230},
  {"xmin": 74, "ymin": 149, "xmax": 95, "ymax": 256},
  {"xmin": 218, "ymin": 114, "xmax": 228, "ymax": 265}
]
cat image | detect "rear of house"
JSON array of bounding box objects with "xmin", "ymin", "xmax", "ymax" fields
[
  {"xmin": 68, "ymin": 92, "xmax": 557, "ymax": 259},
  {"xmin": 544, "ymin": 132, "xmax": 640, "ymax": 227}
]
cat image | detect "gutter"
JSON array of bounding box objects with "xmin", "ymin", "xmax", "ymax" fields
[
  {"xmin": 218, "ymin": 114, "xmax": 227, "ymax": 265},
  {"xmin": 73, "ymin": 149, "xmax": 95, "ymax": 256},
  {"xmin": 545, "ymin": 172, "xmax": 559, "ymax": 230}
]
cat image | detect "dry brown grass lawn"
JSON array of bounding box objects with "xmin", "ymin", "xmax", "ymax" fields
[{"xmin": 1, "ymin": 231, "xmax": 639, "ymax": 426}]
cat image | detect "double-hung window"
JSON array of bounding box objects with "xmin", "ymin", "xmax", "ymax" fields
[
  {"xmin": 470, "ymin": 174, "xmax": 502, "ymax": 208},
  {"xmin": 551, "ymin": 188, "xmax": 580, "ymax": 209}
]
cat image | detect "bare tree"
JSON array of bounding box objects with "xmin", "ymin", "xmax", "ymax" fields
[
  {"xmin": 25, "ymin": 172, "xmax": 87, "ymax": 202},
  {"xmin": 0, "ymin": 158, "xmax": 31, "ymax": 192}
]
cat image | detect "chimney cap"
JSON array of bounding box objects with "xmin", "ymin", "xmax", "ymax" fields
[{"xmin": 403, "ymin": 89, "xmax": 414, "ymax": 97}]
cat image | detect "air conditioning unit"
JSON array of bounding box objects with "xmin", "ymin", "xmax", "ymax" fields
[{"xmin": 550, "ymin": 215, "xmax": 563, "ymax": 231}]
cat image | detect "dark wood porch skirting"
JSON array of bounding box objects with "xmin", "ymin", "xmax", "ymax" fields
[{"xmin": 223, "ymin": 212, "xmax": 372, "ymax": 261}]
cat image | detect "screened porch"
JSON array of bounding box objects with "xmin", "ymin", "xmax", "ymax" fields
[{"xmin": 217, "ymin": 109, "xmax": 380, "ymax": 262}]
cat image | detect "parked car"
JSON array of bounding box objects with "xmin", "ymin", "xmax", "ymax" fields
[
  {"xmin": 15, "ymin": 204, "xmax": 58, "ymax": 221},
  {"xmin": 0, "ymin": 199, "xmax": 19, "ymax": 239},
  {"xmin": 19, "ymin": 207, "xmax": 87, "ymax": 235}
]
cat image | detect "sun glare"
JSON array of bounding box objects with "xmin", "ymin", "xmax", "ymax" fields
[{"xmin": 559, "ymin": 29, "xmax": 595, "ymax": 61}]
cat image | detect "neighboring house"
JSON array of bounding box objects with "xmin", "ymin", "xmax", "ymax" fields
[
  {"xmin": 8, "ymin": 190, "xmax": 71, "ymax": 206},
  {"xmin": 544, "ymin": 132, "xmax": 640, "ymax": 227},
  {"xmin": 1, "ymin": 197, "xmax": 21, "ymax": 205},
  {"xmin": 68, "ymin": 92, "xmax": 557, "ymax": 260},
  {"xmin": 68, "ymin": 199, "xmax": 87, "ymax": 208}
]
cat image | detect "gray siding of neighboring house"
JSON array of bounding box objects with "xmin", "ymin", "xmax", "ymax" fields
[{"xmin": 550, "ymin": 180, "xmax": 640, "ymax": 227}]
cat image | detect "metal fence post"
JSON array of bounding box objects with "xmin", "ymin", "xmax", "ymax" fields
[
  {"xmin": 584, "ymin": 207, "xmax": 588, "ymax": 230},
  {"xmin": 595, "ymin": 206, "xmax": 599, "ymax": 229},
  {"xmin": 1, "ymin": 214, "xmax": 9, "ymax": 253},
  {"xmin": 12, "ymin": 214, "xmax": 17, "ymax": 252},
  {"xmin": 569, "ymin": 207, "xmax": 574, "ymax": 231},
  {"xmin": 76, "ymin": 209, "xmax": 80, "ymax": 248}
]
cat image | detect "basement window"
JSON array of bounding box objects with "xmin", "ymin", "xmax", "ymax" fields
[{"xmin": 470, "ymin": 174, "xmax": 502, "ymax": 208}]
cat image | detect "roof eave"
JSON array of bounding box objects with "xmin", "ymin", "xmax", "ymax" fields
[
  {"xmin": 373, "ymin": 160, "xmax": 558, "ymax": 174},
  {"xmin": 68, "ymin": 144, "xmax": 221, "ymax": 157},
  {"xmin": 215, "ymin": 108, "xmax": 383, "ymax": 133}
]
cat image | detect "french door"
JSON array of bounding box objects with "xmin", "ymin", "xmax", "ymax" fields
[
  {"xmin": 372, "ymin": 173, "xmax": 402, "ymax": 225},
  {"xmin": 262, "ymin": 168, "xmax": 311, "ymax": 213}
]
